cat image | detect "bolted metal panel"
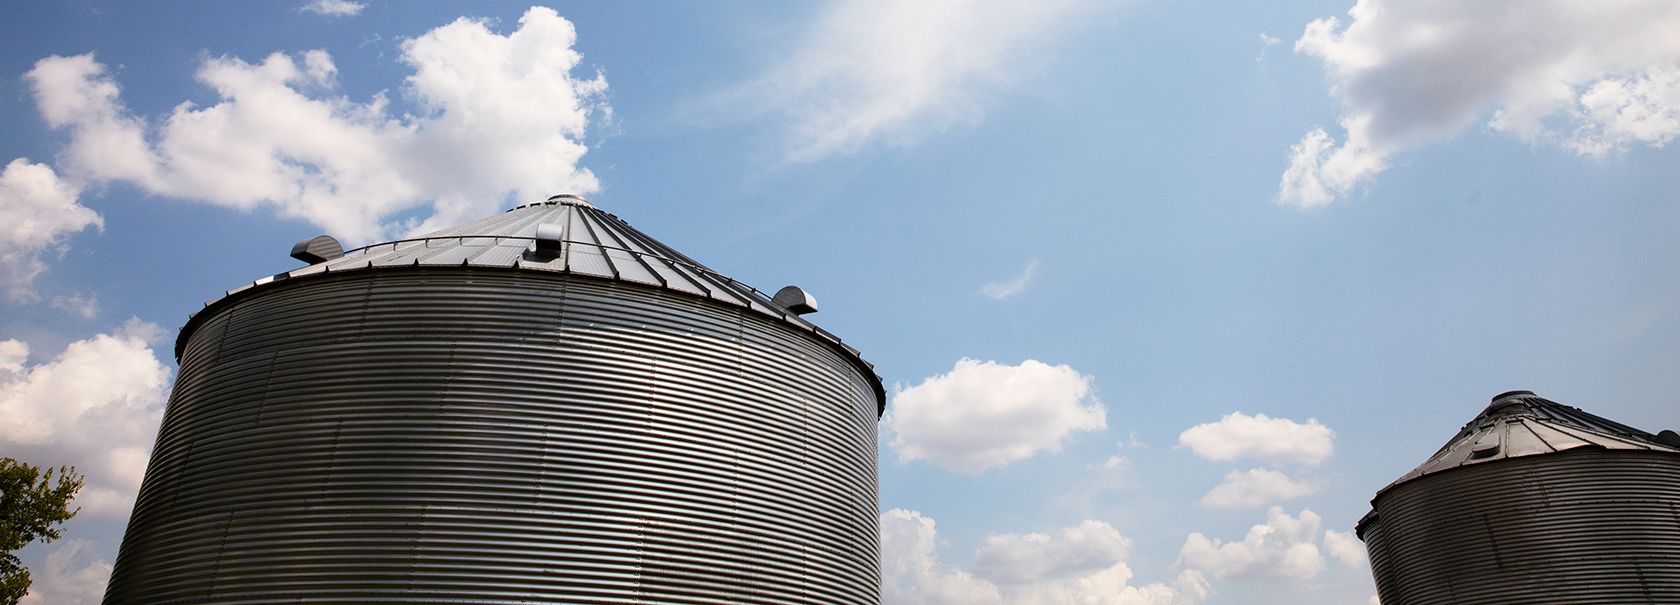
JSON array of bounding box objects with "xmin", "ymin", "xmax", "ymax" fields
[
  {"xmin": 106, "ymin": 268, "xmax": 880, "ymax": 604},
  {"xmin": 1361, "ymin": 449, "xmax": 1680, "ymax": 605}
]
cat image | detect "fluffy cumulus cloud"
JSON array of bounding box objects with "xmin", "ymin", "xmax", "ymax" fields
[
  {"xmin": 1322, "ymin": 530, "xmax": 1368, "ymax": 570},
  {"xmin": 27, "ymin": 6, "xmax": 607, "ymax": 242},
  {"xmin": 1198, "ymin": 468, "xmax": 1319, "ymax": 509},
  {"xmin": 300, "ymin": 0, "xmax": 365, "ymax": 17},
  {"xmin": 886, "ymin": 358, "xmax": 1106, "ymax": 473},
  {"xmin": 881, "ymin": 510, "xmax": 1004, "ymax": 605},
  {"xmin": 715, "ymin": 0, "xmax": 1093, "ymax": 160},
  {"xmin": 0, "ymin": 159, "xmax": 102, "ymax": 302},
  {"xmin": 881, "ymin": 510, "xmax": 1208, "ymax": 605},
  {"xmin": 1176, "ymin": 507, "xmax": 1326, "ymax": 582},
  {"xmin": 1281, "ymin": 0, "xmax": 1680, "ymax": 206},
  {"xmin": 16, "ymin": 539, "xmax": 111, "ymax": 605},
  {"xmin": 973, "ymin": 520, "xmax": 1133, "ymax": 585},
  {"xmin": 0, "ymin": 319, "xmax": 171, "ymax": 517},
  {"xmin": 1177, "ymin": 412, "xmax": 1334, "ymax": 466}
]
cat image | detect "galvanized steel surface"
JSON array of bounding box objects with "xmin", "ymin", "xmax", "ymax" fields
[
  {"xmin": 107, "ymin": 269, "xmax": 882, "ymax": 604},
  {"xmin": 1385, "ymin": 391, "xmax": 1680, "ymax": 489},
  {"xmin": 1357, "ymin": 393, "xmax": 1680, "ymax": 605},
  {"xmin": 1358, "ymin": 449, "xmax": 1680, "ymax": 605},
  {"xmin": 208, "ymin": 195, "xmax": 884, "ymax": 413}
]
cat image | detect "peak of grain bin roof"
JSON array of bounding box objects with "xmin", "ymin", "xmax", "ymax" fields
[{"xmin": 275, "ymin": 195, "xmax": 792, "ymax": 321}]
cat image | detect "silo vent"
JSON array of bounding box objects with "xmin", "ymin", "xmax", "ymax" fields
[
  {"xmin": 290, "ymin": 235, "xmax": 344, "ymax": 264},
  {"xmin": 531, "ymin": 223, "xmax": 564, "ymax": 260},
  {"xmin": 773, "ymin": 286, "xmax": 819, "ymax": 315},
  {"xmin": 1469, "ymin": 431, "xmax": 1501, "ymax": 458},
  {"xmin": 1658, "ymin": 430, "xmax": 1680, "ymax": 448}
]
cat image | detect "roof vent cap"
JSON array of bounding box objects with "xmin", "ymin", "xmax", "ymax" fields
[
  {"xmin": 1488, "ymin": 390, "xmax": 1535, "ymax": 411},
  {"xmin": 547, "ymin": 194, "xmax": 595, "ymax": 208},
  {"xmin": 291, "ymin": 235, "xmax": 344, "ymax": 264},
  {"xmin": 773, "ymin": 286, "xmax": 818, "ymax": 315},
  {"xmin": 1656, "ymin": 430, "xmax": 1680, "ymax": 448}
]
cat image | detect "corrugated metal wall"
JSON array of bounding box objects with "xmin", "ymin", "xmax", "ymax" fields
[
  {"xmin": 104, "ymin": 268, "xmax": 880, "ymax": 604},
  {"xmin": 1361, "ymin": 449, "xmax": 1680, "ymax": 605}
]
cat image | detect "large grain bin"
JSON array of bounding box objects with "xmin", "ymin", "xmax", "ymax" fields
[
  {"xmin": 1356, "ymin": 390, "xmax": 1680, "ymax": 605},
  {"xmin": 104, "ymin": 195, "xmax": 886, "ymax": 605}
]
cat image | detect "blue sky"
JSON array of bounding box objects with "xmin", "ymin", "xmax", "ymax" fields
[{"xmin": 4, "ymin": 1, "xmax": 1679, "ymax": 603}]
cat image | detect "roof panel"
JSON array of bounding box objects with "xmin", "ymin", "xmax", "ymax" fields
[
  {"xmin": 1385, "ymin": 391, "xmax": 1680, "ymax": 491},
  {"xmin": 199, "ymin": 194, "xmax": 887, "ymax": 414}
]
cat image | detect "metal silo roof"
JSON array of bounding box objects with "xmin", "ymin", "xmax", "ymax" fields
[
  {"xmin": 187, "ymin": 194, "xmax": 886, "ymax": 413},
  {"xmin": 1382, "ymin": 390, "xmax": 1680, "ymax": 491}
]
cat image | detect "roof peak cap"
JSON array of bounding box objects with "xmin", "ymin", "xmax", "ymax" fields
[{"xmin": 543, "ymin": 193, "xmax": 595, "ymax": 209}]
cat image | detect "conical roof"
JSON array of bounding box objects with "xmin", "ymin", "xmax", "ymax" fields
[
  {"xmin": 301, "ymin": 195, "xmax": 786, "ymax": 316},
  {"xmin": 193, "ymin": 194, "xmax": 885, "ymax": 411},
  {"xmin": 1381, "ymin": 390, "xmax": 1680, "ymax": 493}
]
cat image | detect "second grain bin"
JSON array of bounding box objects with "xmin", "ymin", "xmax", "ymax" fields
[
  {"xmin": 1355, "ymin": 390, "xmax": 1680, "ymax": 605},
  {"xmin": 104, "ymin": 195, "xmax": 886, "ymax": 605}
]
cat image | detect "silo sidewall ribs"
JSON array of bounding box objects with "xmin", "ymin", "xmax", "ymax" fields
[
  {"xmin": 1365, "ymin": 449, "xmax": 1680, "ymax": 605},
  {"xmin": 105, "ymin": 268, "xmax": 881, "ymax": 605}
]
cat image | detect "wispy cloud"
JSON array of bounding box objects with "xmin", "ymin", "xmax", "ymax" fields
[
  {"xmin": 300, "ymin": 0, "xmax": 364, "ymax": 17},
  {"xmin": 50, "ymin": 293, "xmax": 99, "ymax": 319},
  {"xmin": 709, "ymin": 0, "xmax": 1094, "ymax": 160},
  {"xmin": 1256, "ymin": 32, "xmax": 1280, "ymax": 63},
  {"xmin": 1282, "ymin": 0, "xmax": 1680, "ymax": 206},
  {"xmin": 982, "ymin": 258, "xmax": 1040, "ymax": 300}
]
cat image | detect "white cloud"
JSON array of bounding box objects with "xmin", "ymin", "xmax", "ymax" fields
[
  {"xmin": 27, "ymin": 6, "xmax": 607, "ymax": 243},
  {"xmin": 1257, "ymin": 33, "xmax": 1281, "ymax": 63},
  {"xmin": 982, "ymin": 258, "xmax": 1040, "ymax": 300},
  {"xmin": 1283, "ymin": 0, "xmax": 1680, "ymax": 205},
  {"xmin": 1177, "ymin": 412, "xmax": 1335, "ymax": 466},
  {"xmin": 50, "ymin": 294, "xmax": 99, "ymax": 319},
  {"xmin": 881, "ymin": 510, "xmax": 1207, "ymax": 605},
  {"xmin": 886, "ymin": 358, "xmax": 1106, "ymax": 473},
  {"xmin": 714, "ymin": 0, "xmax": 1094, "ymax": 160},
  {"xmin": 973, "ymin": 520, "xmax": 1133, "ymax": 585},
  {"xmin": 0, "ymin": 319, "xmax": 171, "ymax": 518},
  {"xmin": 1198, "ymin": 468, "xmax": 1319, "ymax": 509},
  {"xmin": 1176, "ymin": 507, "xmax": 1326, "ymax": 582},
  {"xmin": 881, "ymin": 510, "xmax": 1005, "ymax": 605},
  {"xmin": 300, "ymin": 0, "xmax": 365, "ymax": 17},
  {"xmin": 1322, "ymin": 530, "xmax": 1368, "ymax": 570},
  {"xmin": 0, "ymin": 159, "xmax": 101, "ymax": 302},
  {"xmin": 16, "ymin": 539, "xmax": 111, "ymax": 605},
  {"xmin": 1568, "ymin": 66, "xmax": 1680, "ymax": 156}
]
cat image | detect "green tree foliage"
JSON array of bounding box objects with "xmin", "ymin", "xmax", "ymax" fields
[{"xmin": 1, "ymin": 459, "xmax": 83, "ymax": 605}]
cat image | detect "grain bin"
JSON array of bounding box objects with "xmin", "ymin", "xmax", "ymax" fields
[
  {"xmin": 1356, "ymin": 390, "xmax": 1680, "ymax": 605},
  {"xmin": 104, "ymin": 195, "xmax": 886, "ymax": 605}
]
